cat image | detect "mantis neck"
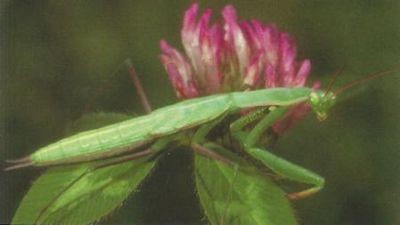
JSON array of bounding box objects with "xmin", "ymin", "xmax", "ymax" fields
[{"xmin": 230, "ymin": 87, "xmax": 311, "ymax": 109}]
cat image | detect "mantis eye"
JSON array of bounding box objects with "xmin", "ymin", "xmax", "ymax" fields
[{"xmin": 309, "ymin": 92, "xmax": 320, "ymax": 105}]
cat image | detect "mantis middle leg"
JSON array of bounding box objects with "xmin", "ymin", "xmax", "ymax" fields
[
  {"xmin": 230, "ymin": 107, "xmax": 325, "ymax": 200},
  {"xmin": 243, "ymin": 147, "xmax": 324, "ymax": 200}
]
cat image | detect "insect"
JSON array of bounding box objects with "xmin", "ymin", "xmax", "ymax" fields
[{"xmin": 6, "ymin": 66, "xmax": 396, "ymax": 203}]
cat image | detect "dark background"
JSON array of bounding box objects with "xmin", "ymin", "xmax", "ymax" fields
[{"xmin": 1, "ymin": 0, "xmax": 399, "ymax": 224}]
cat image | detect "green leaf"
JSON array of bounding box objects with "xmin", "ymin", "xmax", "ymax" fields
[
  {"xmin": 195, "ymin": 144, "xmax": 298, "ymax": 225},
  {"xmin": 12, "ymin": 159, "xmax": 156, "ymax": 224},
  {"xmin": 12, "ymin": 112, "xmax": 157, "ymax": 224}
]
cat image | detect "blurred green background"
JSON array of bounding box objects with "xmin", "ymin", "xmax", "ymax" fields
[{"xmin": 1, "ymin": 0, "xmax": 399, "ymax": 224}]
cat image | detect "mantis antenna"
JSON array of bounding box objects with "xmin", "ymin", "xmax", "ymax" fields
[
  {"xmin": 334, "ymin": 64, "xmax": 400, "ymax": 96},
  {"xmin": 324, "ymin": 66, "xmax": 345, "ymax": 95}
]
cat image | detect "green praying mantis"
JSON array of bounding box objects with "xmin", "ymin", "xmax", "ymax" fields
[{"xmin": 6, "ymin": 63, "xmax": 397, "ymax": 204}]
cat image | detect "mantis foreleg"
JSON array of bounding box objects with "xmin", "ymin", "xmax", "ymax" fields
[
  {"xmin": 229, "ymin": 107, "xmax": 288, "ymax": 147},
  {"xmin": 244, "ymin": 107, "xmax": 289, "ymax": 147},
  {"xmin": 229, "ymin": 107, "xmax": 269, "ymax": 133}
]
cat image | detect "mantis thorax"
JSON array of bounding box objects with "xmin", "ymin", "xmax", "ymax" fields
[{"xmin": 309, "ymin": 91, "xmax": 336, "ymax": 121}]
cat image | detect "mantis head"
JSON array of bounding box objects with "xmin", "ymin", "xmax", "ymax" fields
[
  {"xmin": 309, "ymin": 91, "xmax": 336, "ymax": 121},
  {"xmin": 308, "ymin": 65, "xmax": 398, "ymax": 121}
]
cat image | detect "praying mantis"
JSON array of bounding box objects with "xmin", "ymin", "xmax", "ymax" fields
[
  {"xmin": 6, "ymin": 60, "xmax": 398, "ymax": 225},
  {"xmin": 6, "ymin": 64, "xmax": 396, "ymax": 203}
]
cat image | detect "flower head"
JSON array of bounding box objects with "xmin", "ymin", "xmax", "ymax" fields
[{"xmin": 160, "ymin": 3, "xmax": 319, "ymax": 134}]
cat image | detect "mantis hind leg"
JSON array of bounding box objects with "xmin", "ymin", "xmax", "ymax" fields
[
  {"xmin": 192, "ymin": 143, "xmax": 233, "ymax": 165},
  {"xmin": 84, "ymin": 59, "xmax": 152, "ymax": 114},
  {"xmin": 244, "ymin": 147, "xmax": 324, "ymax": 200},
  {"xmin": 125, "ymin": 59, "xmax": 152, "ymax": 113}
]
